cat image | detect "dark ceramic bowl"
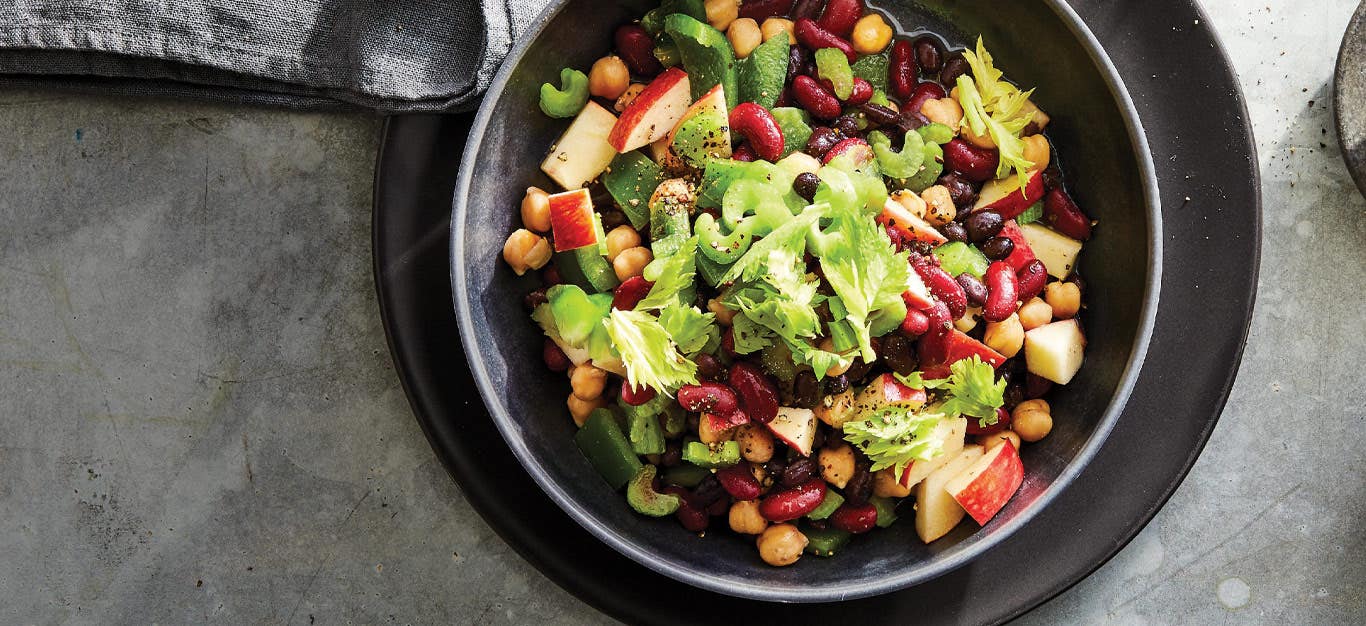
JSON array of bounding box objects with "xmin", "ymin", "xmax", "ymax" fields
[{"xmin": 452, "ymin": 0, "xmax": 1159, "ymax": 603}]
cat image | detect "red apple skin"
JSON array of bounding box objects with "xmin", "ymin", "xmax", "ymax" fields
[
  {"xmin": 547, "ymin": 188, "xmax": 598, "ymax": 252},
  {"xmin": 875, "ymin": 373, "xmax": 928, "ymax": 406},
  {"xmin": 706, "ymin": 410, "xmax": 749, "ymax": 432},
  {"xmin": 608, "ymin": 67, "xmax": 690, "ymax": 152},
  {"xmin": 822, "ymin": 137, "xmax": 875, "ymax": 167},
  {"xmin": 947, "ymin": 440, "xmax": 1024, "ymax": 525},
  {"xmin": 918, "ymin": 328, "xmax": 1007, "ymax": 378},
  {"xmin": 997, "ymin": 221, "xmax": 1038, "ymax": 272},
  {"xmin": 976, "ymin": 170, "xmax": 1045, "ymax": 219},
  {"xmin": 878, "ymin": 200, "xmax": 948, "ymax": 245},
  {"xmin": 901, "ymin": 270, "xmax": 935, "ymax": 310}
]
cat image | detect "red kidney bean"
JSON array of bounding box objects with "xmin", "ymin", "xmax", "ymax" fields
[
  {"xmin": 910, "ymin": 256, "xmax": 968, "ymax": 320},
  {"xmin": 716, "ymin": 464, "xmax": 763, "ymax": 500},
  {"xmin": 816, "ymin": 0, "xmax": 861, "ymax": 37},
  {"xmin": 983, "ymin": 261, "xmax": 1020, "ymax": 322},
  {"xmin": 758, "ymin": 478, "xmax": 826, "ymax": 522},
  {"xmin": 721, "ymin": 327, "xmax": 736, "ymax": 356},
  {"xmin": 965, "ymin": 407, "xmax": 1012, "ymax": 435},
  {"xmin": 943, "ymin": 139, "xmax": 1000, "ymax": 182},
  {"xmin": 905, "ymin": 81, "xmax": 947, "ymax": 117},
  {"xmin": 662, "ymin": 486, "xmax": 710, "ymax": 531},
  {"xmin": 615, "ymin": 24, "xmax": 661, "ymax": 77},
  {"xmin": 957, "ymin": 273, "xmax": 989, "ymax": 307},
  {"xmin": 706, "ymin": 496, "xmax": 729, "ymax": 516},
  {"xmin": 729, "ymin": 103, "xmax": 785, "ymax": 162},
  {"xmin": 829, "ymin": 502, "xmax": 879, "ymax": 533},
  {"xmin": 900, "ymin": 307, "xmax": 930, "ymax": 336},
  {"xmin": 914, "ymin": 36, "xmax": 943, "ymax": 72},
  {"xmin": 923, "ymin": 299, "xmax": 953, "ymax": 333},
  {"xmin": 739, "ymin": 0, "xmax": 796, "ymax": 20},
  {"xmin": 793, "ymin": 18, "xmax": 856, "ymax": 63},
  {"xmin": 1044, "ymin": 188, "xmax": 1093, "ymax": 240},
  {"xmin": 620, "ymin": 382, "xmax": 656, "ymax": 406},
  {"xmin": 774, "ymin": 86, "xmax": 794, "ymax": 108},
  {"xmin": 1016, "ymin": 259, "xmax": 1048, "ymax": 301},
  {"xmin": 1041, "ymin": 162, "xmax": 1064, "ymax": 191},
  {"xmin": 940, "ymin": 54, "xmax": 970, "ymax": 86},
  {"xmin": 844, "ymin": 77, "xmax": 873, "ymax": 105},
  {"xmin": 1025, "ymin": 372, "xmax": 1054, "ymax": 399},
  {"xmin": 677, "ymin": 382, "xmax": 739, "ymax": 415},
  {"xmin": 611, "ymin": 275, "xmax": 653, "ymax": 310},
  {"xmin": 729, "ymin": 361, "xmax": 780, "ymax": 423},
  {"xmin": 792, "ymin": 75, "xmax": 842, "ymax": 120},
  {"xmin": 889, "ymin": 40, "xmax": 917, "ymax": 100},
  {"xmin": 792, "ymin": 0, "xmax": 824, "ymax": 19},
  {"xmin": 731, "ymin": 142, "xmax": 757, "ymax": 162},
  {"xmin": 542, "ymin": 338, "xmax": 571, "ymax": 372}
]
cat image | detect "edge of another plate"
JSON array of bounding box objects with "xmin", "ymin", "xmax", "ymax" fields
[{"xmin": 1334, "ymin": 1, "xmax": 1366, "ymax": 196}]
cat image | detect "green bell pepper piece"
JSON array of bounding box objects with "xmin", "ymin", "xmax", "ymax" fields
[
  {"xmin": 642, "ymin": 0, "xmax": 706, "ymax": 34},
  {"xmin": 649, "ymin": 183, "xmax": 694, "ymax": 258},
  {"xmin": 547, "ymin": 284, "xmax": 610, "ymax": 345},
  {"xmin": 695, "ymin": 251, "xmax": 731, "ymax": 287},
  {"xmin": 803, "ymin": 525, "xmax": 852, "ymax": 557},
  {"xmin": 870, "ymin": 495, "xmax": 899, "ymax": 528},
  {"xmin": 539, "ymin": 68, "xmax": 589, "ymax": 119},
  {"xmin": 683, "ymin": 440, "xmax": 741, "ymax": 469},
  {"xmin": 1016, "ymin": 201, "xmax": 1044, "ymax": 225},
  {"xmin": 737, "ymin": 31, "xmax": 790, "ymax": 109},
  {"xmin": 628, "ymin": 402, "xmax": 666, "ymax": 455},
  {"xmin": 851, "ymin": 53, "xmax": 889, "ymax": 93},
  {"xmin": 807, "ymin": 490, "xmax": 845, "ymax": 520},
  {"xmin": 575, "ymin": 409, "xmax": 644, "ymax": 490},
  {"xmin": 814, "ymin": 48, "xmax": 854, "ymax": 100},
  {"xmin": 603, "ymin": 151, "xmax": 666, "ymax": 230},
  {"xmin": 664, "ymin": 14, "xmax": 739, "ymax": 107},
  {"xmin": 771, "ymin": 107, "xmax": 813, "ymax": 159},
  {"xmin": 662, "ymin": 462, "xmax": 711, "ymax": 488},
  {"xmin": 626, "ymin": 465, "xmax": 683, "ymax": 516},
  {"xmin": 553, "ymin": 246, "xmax": 620, "ymax": 294}
]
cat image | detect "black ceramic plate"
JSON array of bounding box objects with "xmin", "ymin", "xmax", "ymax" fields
[
  {"xmin": 1335, "ymin": 1, "xmax": 1366, "ymax": 195},
  {"xmin": 374, "ymin": 0, "xmax": 1257, "ymax": 622}
]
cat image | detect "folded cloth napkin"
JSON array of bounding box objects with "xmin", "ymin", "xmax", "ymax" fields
[{"xmin": 0, "ymin": 0, "xmax": 553, "ymax": 113}]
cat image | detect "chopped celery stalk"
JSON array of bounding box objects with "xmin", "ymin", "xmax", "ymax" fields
[
  {"xmin": 654, "ymin": 42, "xmax": 681, "ymax": 68},
  {"xmin": 851, "ymin": 53, "xmax": 889, "ymax": 92},
  {"xmin": 539, "ymin": 68, "xmax": 589, "ymax": 118},
  {"xmin": 807, "ymin": 490, "xmax": 846, "ymax": 520},
  {"xmin": 934, "ymin": 242, "xmax": 990, "ymax": 279},
  {"xmin": 803, "ymin": 525, "xmax": 852, "ymax": 556},
  {"xmin": 918, "ymin": 122, "xmax": 955, "ymax": 145},
  {"xmin": 695, "ymin": 213, "xmax": 753, "ymax": 264},
  {"xmin": 759, "ymin": 342, "xmax": 800, "ymax": 385},
  {"xmin": 815, "ymin": 48, "xmax": 854, "ymax": 99},
  {"xmin": 661, "ymin": 403, "xmax": 687, "ymax": 437},
  {"xmin": 771, "ymin": 108, "xmax": 813, "ymax": 159},
  {"xmin": 626, "ymin": 465, "xmax": 683, "ymax": 516},
  {"xmin": 682, "ymin": 440, "xmax": 741, "ymax": 468},
  {"xmin": 901, "ymin": 141, "xmax": 944, "ymax": 192},
  {"xmin": 870, "ymin": 495, "xmax": 899, "ymax": 528},
  {"xmin": 662, "ymin": 462, "xmax": 710, "ymax": 488},
  {"xmin": 868, "ymin": 296, "xmax": 908, "ymax": 337},
  {"xmin": 868, "ymin": 130, "xmax": 926, "ymax": 179},
  {"xmin": 603, "ymin": 151, "xmax": 666, "ymax": 230},
  {"xmin": 575, "ymin": 409, "xmax": 644, "ymax": 490},
  {"xmin": 868, "ymin": 89, "xmax": 890, "ymax": 107},
  {"xmin": 547, "ymin": 284, "xmax": 609, "ymax": 345}
]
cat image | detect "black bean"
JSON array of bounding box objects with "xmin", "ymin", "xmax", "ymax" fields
[
  {"xmin": 914, "ymin": 37, "xmax": 943, "ymax": 73},
  {"xmin": 965, "ymin": 210, "xmax": 1004, "ymax": 242},
  {"xmin": 792, "ymin": 370, "xmax": 822, "ymax": 409},
  {"xmin": 792, "ymin": 0, "xmax": 824, "ymax": 19},
  {"xmin": 938, "ymin": 172, "xmax": 979, "ymax": 208},
  {"xmin": 764, "ymin": 458, "xmax": 788, "ymax": 480},
  {"xmin": 895, "ymin": 110, "xmax": 929, "ymax": 135},
  {"xmin": 787, "ymin": 46, "xmax": 809, "ymax": 86},
  {"xmin": 523, "ymin": 288, "xmax": 549, "ymax": 312},
  {"xmin": 940, "ymin": 54, "xmax": 970, "ymax": 86},
  {"xmin": 807, "ymin": 517, "xmax": 830, "ymax": 530},
  {"xmin": 810, "ymin": 425, "xmax": 826, "ymax": 451},
  {"xmin": 834, "ymin": 115, "xmax": 861, "ymax": 137},
  {"xmin": 661, "ymin": 441, "xmax": 683, "ymax": 467},
  {"xmin": 881, "ymin": 333, "xmax": 918, "ymax": 375},
  {"xmin": 843, "ymin": 467, "xmax": 874, "ymax": 505},
  {"xmin": 793, "ymin": 172, "xmax": 822, "ymax": 201},
  {"xmin": 600, "ymin": 209, "xmax": 628, "ymax": 231},
  {"xmin": 844, "ymin": 358, "xmax": 873, "ymax": 384},
  {"xmin": 691, "ymin": 474, "xmax": 726, "ymax": 508},
  {"xmin": 957, "ymin": 273, "xmax": 989, "ymax": 307},
  {"xmin": 1003, "ymin": 383, "xmax": 1025, "ymax": 411},
  {"xmin": 1041, "ymin": 163, "xmax": 1064, "ymax": 191},
  {"xmin": 781, "ymin": 456, "xmax": 818, "ymax": 488},
  {"xmin": 823, "ymin": 373, "xmax": 850, "ymax": 395},
  {"xmin": 806, "ymin": 126, "xmax": 842, "ymax": 159},
  {"xmin": 859, "ymin": 102, "xmax": 900, "ymax": 126},
  {"xmin": 981, "ymin": 236, "xmax": 1015, "ymax": 260},
  {"xmin": 695, "ymin": 353, "xmax": 725, "ymax": 381},
  {"xmin": 941, "ymin": 220, "xmax": 969, "ymax": 243}
]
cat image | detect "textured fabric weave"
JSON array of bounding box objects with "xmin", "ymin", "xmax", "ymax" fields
[{"xmin": 0, "ymin": 0, "xmax": 553, "ymax": 113}]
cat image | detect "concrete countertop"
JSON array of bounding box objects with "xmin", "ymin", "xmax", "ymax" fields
[{"xmin": 1, "ymin": 0, "xmax": 1362, "ymax": 623}]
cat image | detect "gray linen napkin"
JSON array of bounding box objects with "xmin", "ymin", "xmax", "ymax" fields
[{"xmin": 0, "ymin": 0, "xmax": 553, "ymax": 113}]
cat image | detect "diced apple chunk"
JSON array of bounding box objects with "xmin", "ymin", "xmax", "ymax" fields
[
  {"xmin": 1019, "ymin": 223, "xmax": 1083, "ymax": 279},
  {"xmin": 608, "ymin": 67, "xmax": 692, "ymax": 152},
  {"xmin": 1024, "ymin": 319, "xmax": 1086, "ymax": 384},
  {"xmin": 914, "ymin": 444, "xmax": 985, "ymax": 543},
  {"xmin": 766, "ymin": 407, "xmax": 816, "ymax": 456},
  {"xmin": 879, "ymin": 198, "xmax": 948, "ymax": 245},
  {"xmin": 854, "ymin": 373, "xmax": 927, "ymax": 414},
  {"xmin": 944, "ymin": 440, "xmax": 1024, "ymax": 525},
  {"xmin": 973, "ymin": 169, "xmax": 1044, "ymax": 218},
  {"xmin": 540, "ymin": 101, "xmax": 619, "ymax": 190},
  {"xmin": 899, "ymin": 416, "xmax": 968, "ymax": 489},
  {"xmin": 546, "ymin": 188, "xmax": 599, "ymax": 252}
]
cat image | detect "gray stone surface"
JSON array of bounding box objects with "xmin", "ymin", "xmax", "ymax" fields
[{"xmin": 0, "ymin": 0, "xmax": 1362, "ymax": 624}]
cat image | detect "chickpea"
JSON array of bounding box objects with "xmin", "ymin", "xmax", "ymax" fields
[
  {"xmin": 756, "ymin": 523, "xmax": 807, "ymax": 566},
  {"xmin": 984, "ymin": 313, "xmax": 1025, "ymax": 358},
  {"xmin": 707, "ymin": 298, "xmax": 737, "ymax": 326},
  {"xmin": 703, "ymin": 0, "xmax": 738, "ymax": 31},
  {"xmin": 613, "ymin": 246, "xmax": 653, "ymax": 281},
  {"xmin": 979, "ymin": 430, "xmax": 1022, "ymax": 451},
  {"xmin": 729, "ymin": 500, "xmax": 768, "ymax": 535},
  {"xmin": 727, "ymin": 18, "xmax": 763, "ymax": 59},
  {"xmin": 1012, "ymin": 399, "xmax": 1053, "ymax": 442},
  {"xmin": 699, "ymin": 414, "xmax": 735, "ymax": 444},
  {"xmin": 955, "ymin": 308, "xmax": 979, "ymax": 333},
  {"xmin": 813, "ymin": 389, "xmax": 856, "ymax": 429},
  {"xmin": 1017, "ymin": 297, "xmax": 1053, "ymax": 331},
  {"xmin": 760, "ymin": 18, "xmax": 794, "ymax": 44},
  {"xmin": 891, "ymin": 189, "xmax": 927, "ymax": 219},
  {"xmin": 873, "ymin": 467, "xmax": 911, "ymax": 498},
  {"xmin": 520, "ymin": 186, "xmax": 552, "ymax": 232},
  {"xmin": 1022, "ymin": 134, "xmax": 1051, "ymax": 169},
  {"xmin": 818, "ymin": 443, "xmax": 856, "ymax": 488},
  {"xmin": 615, "ymin": 83, "xmax": 645, "ymax": 112},
  {"xmin": 1045, "ymin": 281, "xmax": 1082, "ymax": 319},
  {"xmin": 850, "ymin": 13, "xmax": 893, "ymax": 54},
  {"xmin": 962, "ymin": 120, "xmax": 996, "ymax": 149},
  {"xmin": 605, "ymin": 225, "xmax": 641, "ymax": 261},
  {"xmin": 921, "ymin": 185, "xmax": 957, "ymax": 226},
  {"xmin": 818, "ymin": 338, "xmax": 851, "ymax": 377},
  {"xmin": 920, "ymin": 97, "xmax": 964, "ymax": 130},
  {"xmin": 570, "ymin": 363, "xmax": 607, "ymax": 400},
  {"xmin": 567, "ymin": 392, "xmax": 606, "ymax": 427},
  {"xmin": 588, "ymin": 55, "xmax": 630, "ymax": 100},
  {"xmin": 502, "ymin": 229, "xmax": 552, "ymax": 276}
]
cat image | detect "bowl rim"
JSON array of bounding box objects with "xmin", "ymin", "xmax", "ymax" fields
[{"xmin": 450, "ymin": 0, "xmax": 1162, "ymax": 603}]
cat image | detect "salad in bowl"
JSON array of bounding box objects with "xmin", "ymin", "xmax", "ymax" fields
[{"xmin": 498, "ymin": 0, "xmax": 1093, "ymax": 568}]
